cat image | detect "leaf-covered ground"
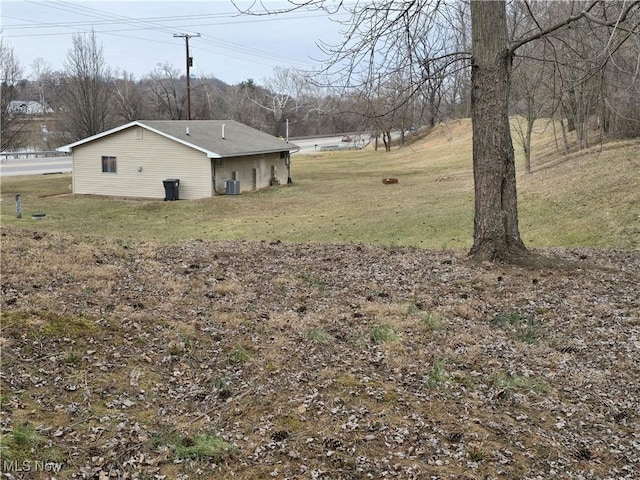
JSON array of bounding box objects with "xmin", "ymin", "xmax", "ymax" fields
[{"xmin": 1, "ymin": 226, "xmax": 638, "ymax": 479}]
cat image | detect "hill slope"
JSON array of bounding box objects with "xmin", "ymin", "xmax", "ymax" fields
[
  {"xmin": 1, "ymin": 119, "xmax": 638, "ymax": 250},
  {"xmin": 399, "ymin": 119, "xmax": 640, "ymax": 249},
  {"xmin": 1, "ymin": 227, "xmax": 638, "ymax": 479}
]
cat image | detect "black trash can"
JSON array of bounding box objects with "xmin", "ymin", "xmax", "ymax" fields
[{"xmin": 163, "ymin": 178, "xmax": 180, "ymax": 201}]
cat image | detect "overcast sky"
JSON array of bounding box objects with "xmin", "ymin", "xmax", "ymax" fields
[{"xmin": 1, "ymin": 0, "xmax": 349, "ymax": 85}]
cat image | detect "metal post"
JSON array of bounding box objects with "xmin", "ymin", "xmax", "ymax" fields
[
  {"xmin": 173, "ymin": 33, "xmax": 201, "ymax": 120},
  {"xmin": 185, "ymin": 35, "xmax": 191, "ymax": 120},
  {"xmin": 15, "ymin": 194, "xmax": 22, "ymax": 218}
]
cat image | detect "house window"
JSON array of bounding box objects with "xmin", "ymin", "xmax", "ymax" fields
[
  {"xmin": 214, "ymin": 158, "xmax": 223, "ymax": 168},
  {"xmin": 102, "ymin": 156, "xmax": 117, "ymax": 173}
]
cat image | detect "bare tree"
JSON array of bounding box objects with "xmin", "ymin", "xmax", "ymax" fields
[
  {"xmin": 463, "ymin": 0, "xmax": 638, "ymax": 261},
  {"xmin": 58, "ymin": 30, "xmax": 114, "ymax": 142},
  {"xmin": 30, "ymin": 58, "xmax": 53, "ymax": 109},
  {"xmin": 316, "ymin": 2, "xmax": 469, "ymax": 129},
  {"xmin": 507, "ymin": 2, "xmax": 554, "ymax": 172},
  {"xmin": 241, "ymin": 0, "xmax": 639, "ymax": 263},
  {"xmin": 359, "ymin": 71, "xmax": 416, "ymax": 151},
  {"xmin": 247, "ymin": 67, "xmax": 311, "ymax": 137},
  {"xmin": 28, "ymin": 58, "xmax": 58, "ymax": 149},
  {"xmin": 518, "ymin": 1, "xmax": 640, "ymax": 151},
  {"xmin": 191, "ymin": 79, "xmax": 227, "ymax": 120},
  {"xmin": 603, "ymin": 33, "xmax": 640, "ymax": 138},
  {"xmin": 434, "ymin": 3, "xmax": 471, "ymax": 122},
  {"xmin": 228, "ymin": 79, "xmax": 263, "ymax": 127},
  {"xmin": 146, "ymin": 63, "xmax": 185, "ymax": 120},
  {"xmin": 554, "ymin": 18, "xmax": 605, "ymax": 150},
  {"xmin": 1, "ymin": 40, "xmax": 28, "ymax": 151},
  {"xmin": 511, "ymin": 41, "xmax": 554, "ymax": 173},
  {"xmin": 113, "ymin": 71, "xmax": 146, "ymax": 122}
]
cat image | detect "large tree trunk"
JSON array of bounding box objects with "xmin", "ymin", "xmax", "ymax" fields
[{"xmin": 468, "ymin": 0, "xmax": 526, "ymax": 261}]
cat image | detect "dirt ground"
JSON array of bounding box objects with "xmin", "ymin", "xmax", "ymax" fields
[{"xmin": 1, "ymin": 226, "xmax": 638, "ymax": 479}]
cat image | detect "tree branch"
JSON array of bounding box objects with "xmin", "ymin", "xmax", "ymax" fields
[{"xmin": 510, "ymin": 0, "xmax": 640, "ymax": 54}]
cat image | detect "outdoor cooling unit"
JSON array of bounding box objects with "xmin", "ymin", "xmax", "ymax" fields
[{"xmin": 225, "ymin": 179, "xmax": 240, "ymax": 195}]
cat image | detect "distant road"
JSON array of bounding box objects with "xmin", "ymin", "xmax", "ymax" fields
[
  {"xmin": 0, "ymin": 156, "xmax": 72, "ymax": 177},
  {"xmin": 0, "ymin": 133, "xmax": 367, "ymax": 177},
  {"xmin": 290, "ymin": 134, "xmax": 371, "ymax": 154}
]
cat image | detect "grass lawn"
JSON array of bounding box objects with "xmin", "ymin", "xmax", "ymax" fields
[{"xmin": 1, "ymin": 119, "xmax": 638, "ymax": 250}]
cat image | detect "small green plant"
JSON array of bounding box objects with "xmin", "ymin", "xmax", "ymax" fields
[
  {"xmin": 265, "ymin": 361, "xmax": 278, "ymax": 372},
  {"xmin": 181, "ymin": 335, "xmax": 194, "ymax": 349},
  {"xmin": 11, "ymin": 423, "xmax": 43, "ymax": 449},
  {"xmin": 214, "ymin": 377, "xmax": 230, "ymax": 389},
  {"xmin": 43, "ymin": 312, "xmax": 99, "ymax": 337},
  {"xmin": 405, "ymin": 302, "xmax": 420, "ymax": 316},
  {"xmin": 64, "ymin": 351, "xmax": 82, "ymax": 365},
  {"xmin": 491, "ymin": 311, "xmax": 522, "ymax": 327},
  {"xmin": 0, "ymin": 423, "xmax": 63, "ymax": 464},
  {"xmin": 516, "ymin": 316, "xmax": 541, "ymax": 344},
  {"xmin": 370, "ymin": 323, "xmax": 398, "ymax": 344},
  {"xmin": 405, "ymin": 301, "xmax": 445, "ymax": 331},
  {"xmin": 468, "ymin": 445, "xmax": 487, "ymax": 462},
  {"xmin": 296, "ymin": 271, "xmax": 326, "ymax": 292},
  {"xmin": 424, "ymin": 360, "xmax": 449, "ymax": 389},
  {"xmin": 231, "ymin": 346, "xmax": 251, "ymax": 363},
  {"xmin": 491, "ymin": 310, "xmax": 541, "ymax": 344},
  {"xmin": 492, "ymin": 371, "xmax": 548, "ymax": 393},
  {"xmin": 0, "ymin": 391, "xmax": 10, "ymax": 411},
  {"xmin": 149, "ymin": 429, "xmax": 179, "ymax": 449},
  {"xmin": 306, "ymin": 327, "xmax": 329, "ymax": 342},
  {"xmin": 175, "ymin": 434, "xmax": 235, "ymax": 461},
  {"xmin": 149, "ymin": 430, "xmax": 235, "ymax": 463},
  {"xmin": 420, "ymin": 312, "xmax": 444, "ymax": 331}
]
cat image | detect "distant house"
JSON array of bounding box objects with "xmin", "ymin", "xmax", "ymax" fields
[
  {"xmin": 7, "ymin": 100, "xmax": 53, "ymax": 116},
  {"xmin": 57, "ymin": 120, "xmax": 298, "ymax": 200}
]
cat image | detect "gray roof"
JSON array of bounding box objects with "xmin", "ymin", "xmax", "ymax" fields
[{"xmin": 58, "ymin": 120, "xmax": 298, "ymax": 158}]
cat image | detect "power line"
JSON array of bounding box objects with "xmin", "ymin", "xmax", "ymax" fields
[
  {"xmin": 5, "ymin": 2, "xmax": 340, "ymax": 39},
  {"xmin": 3, "ymin": 11, "xmax": 342, "ymax": 32},
  {"xmin": 4, "ymin": 1, "xmax": 341, "ymax": 80}
]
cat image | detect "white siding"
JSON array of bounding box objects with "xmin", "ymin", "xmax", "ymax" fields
[
  {"xmin": 72, "ymin": 127, "xmax": 212, "ymax": 199},
  {"xmin": 212, "ymin": 153, "xmax": 288, "ymax": 193}
]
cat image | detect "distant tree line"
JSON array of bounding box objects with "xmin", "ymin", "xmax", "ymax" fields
[
  {"xmin": 2, "ymin": 1, "xmax": 639, "ymax": 157},
  {"xmin": 2, "ymin": 32, "xmax": 389, "ymax": 151}
]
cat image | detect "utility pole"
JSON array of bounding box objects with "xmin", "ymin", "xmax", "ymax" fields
[{"xmin": 173, "ymin": 33, "xmax": 201, "ymax": 120}]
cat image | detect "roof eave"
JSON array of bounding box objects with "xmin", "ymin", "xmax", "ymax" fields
[
  {"xmin": 221, "ymin": 145, "xmax": 299, "ymax": 158},
  {"xmin": 55, "ymin": 121, "xmax": 297, "ymax": 158}
]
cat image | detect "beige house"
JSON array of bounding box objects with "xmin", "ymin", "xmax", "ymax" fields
[{"xmin": 58, "ymin": 120, "xmax": 298, "ymax": 200}]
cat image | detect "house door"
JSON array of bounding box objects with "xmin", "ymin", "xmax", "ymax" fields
[{"xmin": 252, "ymin": 168, "xmax": 257, "ymax": 191}]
